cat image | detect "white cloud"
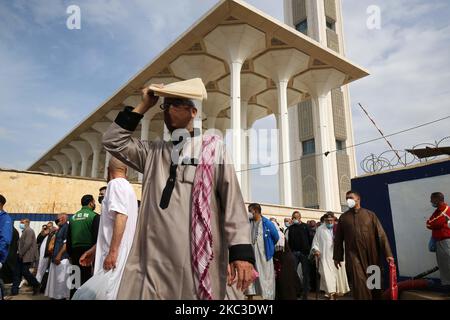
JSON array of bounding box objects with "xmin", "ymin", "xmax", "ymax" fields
[
  {"xmin": 0, "ymin": 0, "xmax": 448, "ymax": 198},
  {"xmin": 342, "ymin": 0, "xmax": 450, "ymax": 173}
]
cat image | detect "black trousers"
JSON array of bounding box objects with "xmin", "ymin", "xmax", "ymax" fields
[
  {"xmin": 293, "ymin": 251, "xmax": 311, "ymax": 299},
  {"xmin": 11, "ymin": 258, "xmax": 40, "ymax": 295},
  {"xmin": 69, "ymin": 246, "xmax": 93, "ymax": 298},
  {"xmin": 0, "ymin": 277, "xmax": 5, "ymax": 299}
]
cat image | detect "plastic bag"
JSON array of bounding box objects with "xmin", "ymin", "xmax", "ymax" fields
[{"xmin": 72, "ymin": 270, "xmax": 113, "ymax": 300}]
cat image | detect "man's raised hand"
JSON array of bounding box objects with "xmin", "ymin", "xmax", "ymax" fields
[{"xmin": 133, "ymin": 85, "xmax": 162, "ymax": 115}]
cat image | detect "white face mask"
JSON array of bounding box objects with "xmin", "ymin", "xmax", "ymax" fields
[
  {"xmin": 248, "ymin": 212, "xmax": 253, "ymax": 220},
  {"xmin": 347, "ymin": 198, "xmax": 356, "ymax": 209}
]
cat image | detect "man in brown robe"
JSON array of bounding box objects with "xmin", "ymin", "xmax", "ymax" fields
[
  {"xmin": 333, "ymin": 190, "xmax": 394, "ymax": 300},
  {"xmin": 102, "ymin": 82, "xmax": 256, "ymax": 299}
]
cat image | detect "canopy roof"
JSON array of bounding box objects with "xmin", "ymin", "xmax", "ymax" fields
[{"xmin": 29, "ymin": 0, "xmax": 369, "ymax": 171}]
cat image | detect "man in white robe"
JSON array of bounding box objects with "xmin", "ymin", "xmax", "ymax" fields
[
  {"xmin": 79, "ymin": 157, "xmax": 138, "ymax": 300},
  {"xmin": 36, "ymin": 234, "xmax": 49, "ymax": 284},
  {"xmin": 246, "ymin": 204, "xmax": 279, "ymax": 300},
  {"xmin": 311, "ymin": 212, "xmax": 349, "ymax": 299},
  {"xmin": 45, "ymin": 214, "xmax": 72, "ymax": 300}
]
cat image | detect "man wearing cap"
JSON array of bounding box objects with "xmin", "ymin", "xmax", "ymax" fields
[{"xmin": 103, "ymin": 78, "xmax": 256, "ymax": 300}]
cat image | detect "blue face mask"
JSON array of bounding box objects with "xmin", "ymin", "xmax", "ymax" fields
[
  {"xmin": 19, "ymin": 223, "xmax": 25, "ymax": 230},
  {"xmin": 326, "ymin": 223, "xmax": 334, "ymax": 229},
  {"xmin": 293, "ymin": 219, "xmax": 299, "ymax": 224},
  {"xmin": 284, "ymin": 222, "xmax": 290, "ymax": 228}
]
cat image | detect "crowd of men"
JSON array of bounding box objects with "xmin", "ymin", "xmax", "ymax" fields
[
  {"xmin": 0, "ymin": 79, "xmax": 449, "ymax": 300},
  {"xmin": 0, "ymin": 157, "xmax": 139, "ymax": 300},
  {"xmin": 246, "ymin": 193, "xmax": 375, "ymax": 300},
  {"xmin": 1, "ymin": 189, "xmax": 449, "ymax": 300}
]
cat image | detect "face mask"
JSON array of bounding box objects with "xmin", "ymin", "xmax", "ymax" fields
[
  {"xmin": 19, "ymin": 223, "xmax": 25, "ymax": 230},
  {"xmin": 98, "ymin": 196, "xmax": 104, "ymax": 204},
  {"xmin": 326, "ymin": 223, "xmax": 334, "ymax": 229},
  {"xmin": 432, "ymin": 203, "xmax": 438, "ymax": 208},
  {"xmin": 293, "ymin": 219, "xmax": 299, "ymax": 224},
  {"xmin": 284, "ymin": 222, "xmax": 290, "ymax": 228},
  {"xmin": 55, "ymin": 218, "xmax": 60, "ymax": 225},
  {"xmin": 248, "ymin": 213, "xmax": 253, "ymax": 221},
  {"xmin": 347, "ymin": 199, "xmax": 356, "ymax": 209}
]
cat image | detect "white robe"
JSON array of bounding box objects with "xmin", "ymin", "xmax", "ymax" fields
[
  {"xmin": 247, "ymin": 220, "xmax": 275, "ymax": 300},
  {"xmin": 93, "ymin": 177, "xmax": 138, "ymax": 300},
  {"xmin": 311, "ymin": 225, "xmax": 350, "ymax": 296},
  {"xmin": 45, "ymin": 259, "xmax": 72, "ymax": 299},
  {"xmin": 36, "ymin": 236, "xmax": 49, "ymax": 283}
]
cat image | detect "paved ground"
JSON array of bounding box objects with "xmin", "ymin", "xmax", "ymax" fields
[
  {"xmin": 2, "ymin": 283, "xmax": 449, "ymax": 300},
  {"xmin": 2, "ymin": 283, "xmax": 50, "ymax": 300}
]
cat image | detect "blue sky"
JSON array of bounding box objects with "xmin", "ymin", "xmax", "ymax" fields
[{"xmin": 0, "ymin": 0, "xmax": 449, "ymax": 204}]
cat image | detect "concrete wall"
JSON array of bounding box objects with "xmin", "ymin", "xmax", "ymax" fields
[
  {"xmin": 0, "ymin": 169, "xmax": 142, "ymax": 214},
  {"xmin": 249, "ymin": 202, "xmax": 336, "ymax": 224},
  {"xmin": 0, "ymin": 169, "xmax": 334, "ymax": 229}
]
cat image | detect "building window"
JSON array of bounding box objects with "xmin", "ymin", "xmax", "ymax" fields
[
  {"xmin": 295, "ymin": 19, "xmax": 308, "ymax": 35},
  {"xmin": 336, "ymin": 140, "xmax": 345, "ymax": 152},
  {"xmin": 302, "ymin": 139, "xmax": 315, "ymax": 156},
  {"xmin": 326, "ymin": 18, "xmax": 336, "ymax": 31}
]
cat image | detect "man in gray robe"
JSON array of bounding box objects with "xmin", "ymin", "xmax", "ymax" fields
[{"xmin": 102, "ymin": 82, "xmax": 256, "ymax": 300}]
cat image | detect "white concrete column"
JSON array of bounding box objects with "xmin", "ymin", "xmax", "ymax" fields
[
  {"xmin": 61, "ymin": 148, "xmax": 81, "ymax": 176},
  {"xmin": 81, "ymin": 133, "xmax": 103, "ymax": 178},
  {"xmin": 47, "ymin": 161, "xmax": 62, "ymax": 174},
  {"xmin": 92, "ymin": 122, "xmax": 113, "ymax": 180},
  {"xmin": 288, "ymin": 104, "xmax": 303, "ymax": 207},
  {"xmin": 91, "ymin": 147, "xmax": 101, "ymax": 178},
  {"xmin": 312, "ymin": 94, "xmax": 341, "ymax": 211},
  {"xmin": 293, "ymin": 69, "xmax": 347, "ymax": 211},
  {"xmin": 70, "ymin": 141, "xmax": 92, "ymax": 177},
  {"xmin": 193, "ymin": 100, "xmax": 203, "ymax": 135},
  {"xmin": 203, "ymin": 24, "xmax": 266, "ymax": 186},
  {"xmin": 231, "ymin": 61, "xmax": 242, "ymax": 185},
  {"xmin": 206, "ymin": 117, "xmax": 216, "ymax": 129},
  {"xmin": 277, "ymin": 80, "xmax": 292, "ymax": 206},
  {"xmin": 241, "ymin": 101, "xmax": 250, "ymax": 201},
  {"xmin": 104, "ymin": 151, "xmax": 111, "ymax": 180},
  {"xmin": 54, "ymin": 155, "xmax": 71, "ymax": 175}
]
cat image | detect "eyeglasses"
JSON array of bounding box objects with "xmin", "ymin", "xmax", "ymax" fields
[{"xmin": 159, "ymin": 99, "xmax": 195, "ymax": 111}]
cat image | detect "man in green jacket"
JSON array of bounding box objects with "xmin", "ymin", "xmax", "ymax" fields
[{"xmin": 67, "ymin": 194, "xmax": 99, "ymax": 297}]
